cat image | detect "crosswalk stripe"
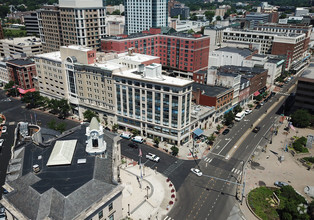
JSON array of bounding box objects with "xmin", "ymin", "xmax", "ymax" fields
[
  {"xmin": 236, "ymin": 170, "xmax": 240, "ymax": 174},
  {"xmin": 208, "ymin": 158, "xmax": 212, "ymax": 163},
  {"xmin": 231, "ymin": 168, "xmax": 235, "ymax": 173},
  {"xmin": 239, "ymin": 171, "xmax": 242, "ymax": 175}
]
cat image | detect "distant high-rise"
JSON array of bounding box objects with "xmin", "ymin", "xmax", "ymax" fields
[
  {"xmin": 124, "ymin": 0, "xmax": 168, "ymax": 34},
  {"xmin": 37, "ymin": 0, "xmax": 106, "ymax": 52}
]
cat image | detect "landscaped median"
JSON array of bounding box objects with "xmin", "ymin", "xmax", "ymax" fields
[{"xmin": 247, "ymin": 186, "xmax": 311, "ymax": 220}]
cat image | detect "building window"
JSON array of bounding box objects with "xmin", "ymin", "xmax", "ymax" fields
[
  {"xmin": 109, "ymin": 202, "xmax": 113, "ymax": 212},
  {"xmin": 98, "ymin": 210, "xmax": 103, "ymax": 219},
  {"xmin": 109, "ymin": 214, "xmax": 114, "ymax": 220}
]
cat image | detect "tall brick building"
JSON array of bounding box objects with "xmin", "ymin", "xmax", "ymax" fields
[
  {"xmin": 6, "ymin": 59, "xmax": 37, "ymax": 90},
  {"xmin": 101, "ymin": 28, "xmax": 210, "ymax": 74}
]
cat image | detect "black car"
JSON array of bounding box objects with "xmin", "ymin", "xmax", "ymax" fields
[
  {"xmin": 228, "ymin": 123, "xmax": 234, "ymax": 129},
  {"xmin": 128, "ymin": 143, "xmax": 138, "ymax": 149},
  {"xmin": 255, "ymin": 104, "xmax": 261, "ymax": 109},
  {"xmin": 222, "ymin": 129, "xmax": 230, "ymax": 135},
  {"xmin": 252, "ymin": 126, "xmax": 261, "ymax": 133}
]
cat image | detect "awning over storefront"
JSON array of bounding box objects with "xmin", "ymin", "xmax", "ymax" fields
[
  {"xmin": 193, "ymin": 128, "xmax": 204, "ymax": 137},
  {"xmin": 18, "ymin": 88, "xmax": 36, "ymax": 94},
  {"xmin": 253, "ymin": 91, "xmax": 260, "ymax": 96}
]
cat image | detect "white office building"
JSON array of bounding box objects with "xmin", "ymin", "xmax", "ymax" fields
[
  {"xmin": 0, "ymin": 37, "xmax": 42, "ymax": 58},
  {"xmin": 125, "ymin": 0, "xmax": 168, "ymax": 34},
  {"xmin": 114, "ymin": 63, "xmax": 193, "ymax": 146}
]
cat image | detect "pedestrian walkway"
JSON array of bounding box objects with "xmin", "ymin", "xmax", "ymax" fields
[{"xmin": 120, "ymin": 161, "xmax": 175, "ymax": 220}]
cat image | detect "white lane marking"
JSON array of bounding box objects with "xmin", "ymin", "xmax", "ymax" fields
[{"xmin": 218, "ymin": 139, "xmax": 232, "ymax": 154}]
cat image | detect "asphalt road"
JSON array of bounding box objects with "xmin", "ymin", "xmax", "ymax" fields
[{"xmin": 166, "ymin": 74, "xmax": 300, "ymax": 220}]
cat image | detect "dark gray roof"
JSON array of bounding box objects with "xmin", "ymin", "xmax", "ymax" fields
[
  {"xmin": 7, "ymin": 59, "xmax": 34, "ymax": 66},
  {"xmin": 214, "ymin": 47, "xmax": 253, "ymax": 57},
  {"xmin": 5, "ymin": 125, "xmax": 120, "ymax": 220},
  {"xmin": 195, "ymin": 70, "xmax": 207, "ymax": 75},
  {"xmin": 192, "ymin": 82, "xmax": 231, "ymax": 97},
  {"xmin": 219, "ymin": 65, "xmax": 266, "ymax": 78}
]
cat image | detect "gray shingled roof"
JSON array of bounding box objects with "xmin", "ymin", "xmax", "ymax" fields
[{"xmin": 4, "ymin": 125, "xmax": 120, "ymax": 220}]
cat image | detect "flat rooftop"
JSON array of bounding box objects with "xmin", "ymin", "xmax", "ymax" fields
[
  {"xmin": 0, "ymin": 36, "xmax": 41, "ymax": 46},
  {"xmin": 213, "ymin": 47, "xmax": 253, "ymax": 57},
  {"xmin": 192, "ymin": 82, "xmax": 231, "ymax": 97},
  {"xmin": 7, "ymin": 59, "xmax": 34, "ymax": 66},
  {"xmin": 300, "ymin": 63, "xmax": 314, "ymax": 80},
  {"xmin": 35, "ymin": 51, "xmax": 61, "ymax": 62},
  {"xmin": 117, "ymin": 52, "xmax": 159, "ymax": 63},
  {"xmin": 113, "ymin": 68, "xmax": 193, "ymax": 87}
]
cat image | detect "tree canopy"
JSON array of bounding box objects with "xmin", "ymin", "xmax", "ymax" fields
[{"xmin": 291, "ymin": 109, "xmax": 311, "ymax": 128}]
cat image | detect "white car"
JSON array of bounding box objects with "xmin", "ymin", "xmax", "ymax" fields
[
  {"xmin": 245, "ymin": 109, "xmax": 252, "ymax": 115},
  {"xmin": 1, "ymin": 126, "xmax": 6, "ymax": 133},
  {"xmin": 191, "ymin": 168, "xmax": 202, "ymax": 177},
  {"xmin": 145, "ymin": 153, "xmax": 160, "ymax": 162},
  {"xmin": 0, "ymin": 139, "xmax": 4, "ymax": 147}
]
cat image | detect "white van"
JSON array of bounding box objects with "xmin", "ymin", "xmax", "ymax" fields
[
  {"xmin": 120, "ymin": 133, "xmax": 131, "ymax": 139},
  {"xmin": 132, "ymin": 136, "xmax": 144, "ymax": 143},
  {"xmin": 235, "ymin": 111, "xmax": 245, "ymax": 121}
]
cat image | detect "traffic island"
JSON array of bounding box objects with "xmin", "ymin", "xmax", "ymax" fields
[{"xmin": 247, "ymin": 186, "xmax": 310, "ymax": 220}]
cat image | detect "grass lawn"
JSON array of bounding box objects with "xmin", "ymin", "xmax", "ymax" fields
[
  {"xmin": 3, "ymin": 28, "xmax": 27, "ymax": 37},
  {"xmin": 248, "ymin": 187, "xmax": 281, "ymax": 220}
]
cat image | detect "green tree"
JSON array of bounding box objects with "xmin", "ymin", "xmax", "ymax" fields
[
  {"xmin": 112, "ymin": 124, "xmax": 119, "ymax": 132},
  {"xmin": 0, "ymin": 5, "xmax": 10, "ymax": 18},
  {"xmin": 205, "ymin": 10, "xmax": 215, "ymax": 22},
  {"xmin": 153, "ymin": 137, "xmax": 160, "ymax": 147},
  {"xmin": 56, "ymin": 122, "xmax": 66, "ymax": 133},
  {"xmin": 207, "ymin": 133, "xmax": 216, "ymax": 145},
  {"xmin": 279, "ymin": 13, "xmax": 287, "ymax": 19},
  {"xmin": 171, "ymin": 145, "xmax": 179, "ymax": 156},
  {"xmin": 190, "ymin": 15, "xmax": 198, "ymax": 21},
  {"xmin": 21, "ymin": 91, "xmax": 41, "ymax": 108},
  {"xmin": 57, "ymin": 99, "xmax": 71, "ymax": 119},
  {"xmin": 111, "ymin": 9, "xmax": 120, "ymax": 15},
  {"xmin": 131, "ymin": 129, "xmax": 139, "ymax": 136},
  {"xmin": 291, "ymin": 109, "xmax": 311, "ymax": 128},
  {"xmin": 224, "ymin": 111, "xmax": 234, "ymax": 125},
  {"xmin": 4, "ymin": 81, "xmax": 14, "ymax": 90},
  {"xmin": 255, "ymin": 94, "xmax": 263, "ymax": 101},
  {"xmin": 187, "ymin": 29, "xmax": 195, "ymax": 34},
  {"xmin": 47, "ymin": 119, "xmax": 56, "ymax": 130},
  {"xmin": 83, "ymin": 109, "xmax": 98, "ymax": 122},
  {"xmin": 216, "ymin": 124, "xmax": 222, "ymax": 131},
  {"xmin": 233, "ymin": 105, "xmax": 242, "ymax": 114},
  {"xmin": 216, "ymin": 16, "xmax": 222, "ymax": 21}
]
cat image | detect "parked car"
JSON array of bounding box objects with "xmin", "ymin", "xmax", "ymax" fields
[
  {"xmin": 0, "ymin": 139, "xmax": 4, "ymax": 147},
  {"xmin": 274, "ymin": 181, "xmax": 289, "ymax": 187},
  {"xmin": 0, "ymin": 204, "xmax": 4, "ymax": 213},
  {"xmin": 146, "ymin": 153, "xmax": 160, "ymax": 162},
  {"xmin": 260, "ymin": 101, "xmax": 264, "ymax": 106},
  {"xmin": 132, "ymin": 136, "xmax": 144, "ymax": 144},
  {"xmin": 120, "ymin": 133, "xmax": 131, "ymax": 139},
  {"xmin": 222, "ymin": 129, "xmax": 230, "ymax": 135},
  {"xmin": 1, "ymin": 126, "xmax": 7, "ymax": 133},
  {"xmin": 228, "ymin": 123, "xmax": 234, "ymax": 129},
  {"xmin": 255, "ymin": 104, "xmax": 261, "ymax": 110},
  {"xmin": 128, "ymin": 143, "xmax": 138, "ymax": 149},
  {"xmin": 191, "ymin": 168, "xmax": 202, "ymax": 177},
  {"xmin": 245, "ymin": 109, "xmax": 252, "ymax": 115},
  {"xmin": 0, "ymin": 213, "xmax": 6, "ymax": 220},
  {"xmin": 252, "ymin": 126, "xmax": 261, "ymax": 133}
]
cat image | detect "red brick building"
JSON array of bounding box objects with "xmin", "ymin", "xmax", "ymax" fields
[
  {"xmin": 6, "ymin": 59, "xmax": 37, "ymax": 90},
  {"xmin": 101, "ymin": 28, "xmax": 210, "ymax": 73}
]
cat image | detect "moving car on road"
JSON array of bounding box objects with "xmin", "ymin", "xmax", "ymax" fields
[
  {"xmin": 252, "ymin": 126, "xmax": 261, "ymax": 133},
  {"xmin": 274, "ymin": 181, "xmax": 289, "ymax": 187},
  {"xmin": 128, "ymin": 143, "xmax": 138, "ymax": 149},
  {"xmin": 191, "ymin": 168, "xmax": 202, "ymax": 177},
  {"xmin": 146, "ymin": 153, "xmax": 160, "ymax": 162}
]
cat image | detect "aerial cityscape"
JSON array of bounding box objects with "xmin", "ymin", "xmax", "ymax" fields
[{"xmin": 0, "ymin": 0, "xmax": 314, "ymax": 219}]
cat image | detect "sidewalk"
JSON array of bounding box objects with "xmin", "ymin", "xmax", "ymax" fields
[
  {"xmin": 120, "ymin": 161, "xmax": 175, "ymax": 219},
  {"xmin": 238, "ymin": 117, "xmax": 314, "ymax": 219}
]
